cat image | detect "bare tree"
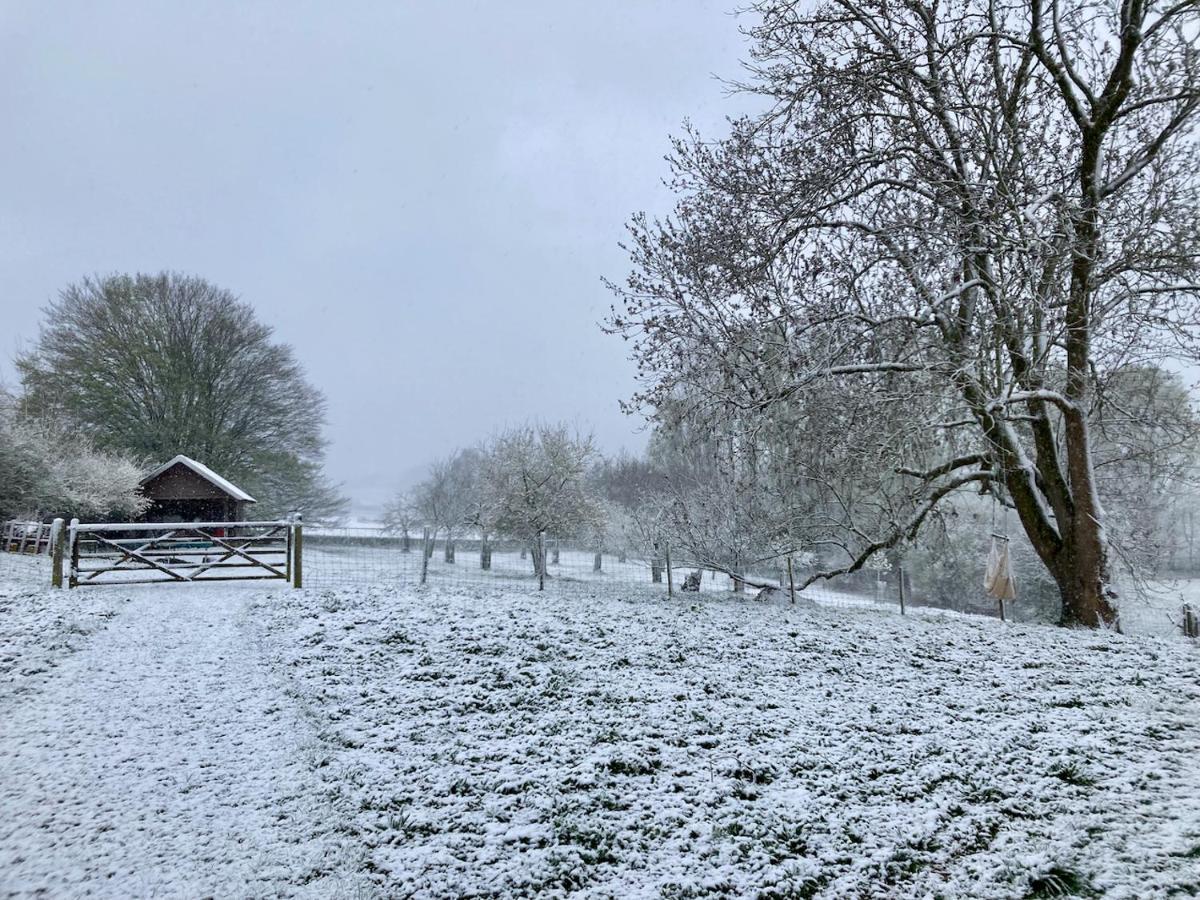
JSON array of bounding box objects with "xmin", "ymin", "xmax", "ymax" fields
[
  {"xmin": 381, "ymin": 489, "xmax": 417, "ymax": 552},
  {"xmin": 608, "ymin": 0, "xmax": 1200, "ymax": 626},
  {"xmin": 413, "ymin": 451, "xmax": 479, "ymax": 563}
]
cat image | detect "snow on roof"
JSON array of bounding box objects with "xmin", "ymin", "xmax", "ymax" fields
[{"xmin": 141, "ymin": 454, "xmax": 257, "ymax": 503}]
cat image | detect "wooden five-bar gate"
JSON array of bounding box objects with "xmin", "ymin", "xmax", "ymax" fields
[
  {"xmin": 2, "ymin": 520, "xmax": 54, "ymax": 555},
  {"xmin": 63, "ymin": 519, "xmax": 303, "ymax": 589}
]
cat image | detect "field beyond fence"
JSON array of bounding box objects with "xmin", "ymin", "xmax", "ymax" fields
[{"xmin": 302, "ymin": 526, "xmax": 1197, "ymax": 639}]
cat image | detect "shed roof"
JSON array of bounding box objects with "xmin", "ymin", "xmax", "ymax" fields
[{"xmin": 141, "ymin": 455, "xmax": 257, "ymax": 503}]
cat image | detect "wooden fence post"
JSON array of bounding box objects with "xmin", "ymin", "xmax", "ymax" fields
[
  {"xmin": 665, "ymin": 543, "xmax": 674, "ymax": 597},
  {"xmin": 291, "ymin": 515, "xmax": 303, "ymax": 588},
  {"xmin": 538, "ymin": 531, "xmax": 546, "ymax": 591},
  {"xmin": 67, "ymin": 518, "xmax": 80, "ymax": 589},
  {"xmin": 50, "ymin": 518, "xmax": 64, "ymax": 588},
  {"xmin": 285, "ymin": 519, "xmax": 293, "ymax": 584},
  {"xmin": 420, "ymin": 528, "xmax": 430, "ymax": 585},
  {"xmin": 787, "ymin": 556, "xmax": 797, "ymax": 605},
  {"xmin": 1184, "ymin": 603, "xmax": 1198, "ymax": 639},
  {"xmin": 898, "ymin": 565, "xmax": 907, "ymax": 615}
]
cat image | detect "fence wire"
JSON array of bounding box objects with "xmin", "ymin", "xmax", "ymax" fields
[
  {"xmin": 1, "ymin": 519, "xmax": 1195, "ymax": 639},
  {"xmin": 305, "ymin": 527, "xmax": 929, "ymax": 615},
  {"xmin": 301, "ymin": 527, "xmax": 1200, "ymax": 637}
]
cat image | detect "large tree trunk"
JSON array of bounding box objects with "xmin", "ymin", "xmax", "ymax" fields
[
  {"xmin": 480, "ymin": 533, "xmax": 491, "ymax": 570},
  {"xmin": 401, "ymin": 529, "xmax": 411, "ymax": 553},
  {"xmin": 997, "ymin": 424, "xmax": 1118, "ymax": 627},
  {"xmin": 444, "ymin": 539, "xmax": 455, "ymax": 563},
  {"xmin": 1057, "ymin": 418, "xmax": 1119, "ymax": 627},
  {"xmin": 1055, "ymin": 132, "xmax": 1118, "ymax": 629},
  {"xmin": 1053, "ymin": 551, "xmax": 1117, "ymax": 628}
]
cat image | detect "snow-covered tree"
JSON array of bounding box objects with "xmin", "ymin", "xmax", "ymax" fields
[
  {"xmin": 608, "ymin": 0, "xmax": 1200, "ymax": 627},
  {"xmin": 0, "ymin": 391, "xmax": 147, "ymax": 521},
  {"xmin": 482, "ymin": 424, "xmax": 604, "ymax": 577},
  {"xmin": 592, "ymin": 451, "xmax": 669, "ymax": 564}
]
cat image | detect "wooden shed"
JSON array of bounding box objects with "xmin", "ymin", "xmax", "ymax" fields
[{"xmin": 139, "ymin": 455, "xmax": 256, "ymax": 523}]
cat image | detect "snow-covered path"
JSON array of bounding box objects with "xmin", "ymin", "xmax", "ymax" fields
[{"xmin": 0, "ymin": 585, "xmax": 366, "ymax": 899}]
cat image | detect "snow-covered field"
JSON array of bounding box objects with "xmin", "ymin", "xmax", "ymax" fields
[{"xmin": 1, "ymin": 561, "xmax": 1198, "ymax": 898}]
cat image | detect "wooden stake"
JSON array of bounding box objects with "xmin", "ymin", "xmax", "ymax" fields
[
  {"xmin": 898, "ymin": 565, "xmax": 906, "ymax": 615},
  {"xmin": 50, "ymin": 518, "xmax": 64, "ymax": 588},
  {"xmin": 292, "ymin": 515, "xmax": 303, "ymax": 589},
  {"xmin": 665, "ymin": 543, "xmax": 673, "ymax": 597},
  {"xmin": 68, "ymin": 518, "xmax": 80, "ymax": 589},
  {"xmin": 787, "ymin": 556, "xmax": 796, "ymax": 605},
  {"xmin": 420, "ymin": 528, "xmax": 430, "ymax": 585},
  {"xmin": 538, "ymin": 531, "xmax": 546, "ymax": 591}
]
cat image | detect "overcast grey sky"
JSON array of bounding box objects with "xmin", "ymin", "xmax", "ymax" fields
[{"xmin": 0, "ymin": 1, "xmax": 754, "ymax": 511}]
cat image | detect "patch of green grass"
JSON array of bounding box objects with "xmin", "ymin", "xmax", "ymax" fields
[
  {"xmin": 1047, "ymin": 761, "xmax": 1096, "ymax": 787},
  {"xmin": 1025, "ymin": 866, "xmax": 1098, "ymax": 898},
  {"xmin": 765, "ymin": 822, "xmax": 809, "ymax": 864},
  {"xmin": 730, "ymin": 763, "xmax": 778, "ymax": 785},
  {"xmin": 1049, "ymin": 697, "xmax": 1086, "ymax": 709},
  {"xmin": 604, "ymin": 756, "xmax": 662, "ymax": 777},
  {"xmin": 552, "ymin": 820, "xmax": 619, "ymax": 866},
  {"xmin": 661, "ymin": 880, "xmax": 740, "ymax": 899},
  {"xmin": 712, "ymin": 820, "xmax": 747, "ymax": 839}
]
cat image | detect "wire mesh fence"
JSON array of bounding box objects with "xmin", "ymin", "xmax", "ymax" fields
[
  {"xmin": 302, "ymin": 526, "xmax": 1200, "ymax": 636},
  {"xmin": 0, "ymin": 519, "xmax": 1195, "ymax": 639},
  {"xmin": 305, "ymin": 526, "xmax": 942, "ymax": 616}
]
